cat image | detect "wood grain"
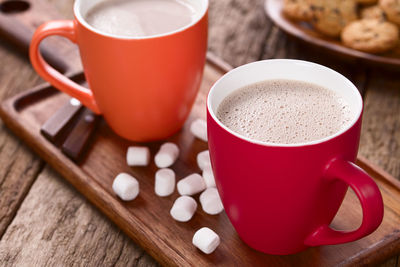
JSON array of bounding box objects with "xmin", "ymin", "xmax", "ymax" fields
[
  {"xmin": 0, "ymin": 122, "xmax": 43, "ymax": 238},
  {"xmin": 0, "ymin": 14, "xmax": 68, "ymax": 73},
  {"xmin": 0, "ymin": 1, "xmax": 279, "ymax": 264},
  {"xmin": 0, "ymin": 0, "xmax": 81, "ymax": 74},
  {"xmin": 0, "ymin": 0, "xmax": 151, "ymax": 265},
  {"xmin": 0, "ymin": 32, "xmax": 44, "ymax": 238},
  {"xmin": 259, "ymin": 4, "xmax": 400, "ymax": 265},
  {"xmin": 0, "ymin": 0, "xmax": 82, "ymax": 241},
  {"xmin": 1, "ymin": 58, "xmax": 400, "ymax": 266},
  {"xmin": 381, "ymin": 258, "xmax": 398, "ymax": 267},
  {"xmin": 0, "ymin": 0, "xmax": 398, "ymax": 266},
  {"xmin": 0, "ymin": 166, "xmax": 158, "ymax": 267},
  {"xmin": 359, "ymin": 70, "xmax": 400, "ymax": 179},
  {"xmin": 208, "ymin": 0, "xmax": 271, "ymax": 67}
]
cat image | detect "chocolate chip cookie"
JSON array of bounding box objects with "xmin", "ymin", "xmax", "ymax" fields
[
  {"xmin": 360, "ymin": 5, "xmax": 387, "ymax": 20},
  {"xmin": 309, "ymin": 0, "xmax": 358, "ymax": 37},
  {"xmin": 341, "ymin": 19, "xmax": 399, "ymax": 53},
  {"xmin": 283, "ymin": 0, "xmax": 313, "ymax": 21},
  {"xmin": 379, "ymin": 0, "xmax": 400, "ymax": 26}
]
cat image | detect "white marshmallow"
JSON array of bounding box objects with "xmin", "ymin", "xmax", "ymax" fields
[
  {"xmin": 202, "ymin": 165, "xmax": 216, "ymax": 188},
  {"xmin": 170, "ymin": 196, "xmax": 197, "ymax": 222},
  {"xmin": 112, "ymin": 173, "xmax": 139, "ymax": 201},
  {"xmin": 177, "ymin": 173, "xmax": 206, "ymax": 196},
  {"xmin": 155, "ymin": 142, "xmax": 179, "ymax": 168},
  {"xmin": 155, "ymin": 168, "xmax": 176, "ymax": 197},
  {"xmin": 190, "ymin": 119, "xmax": 208, "ymax": 142},
  {"xmin": 197, "ymin": 150, "xmax": 211, "ymax": 170},
  {"xmin": 199, "ymin": 187, "xmax": 224, "ymax": 215},
  {"xmin": 126, "ymin": 146, "xmax": 150, "ymax": 166},
  {"xmin": 192, "ymin": 227, "xmax": 220, "ymax": 254}
]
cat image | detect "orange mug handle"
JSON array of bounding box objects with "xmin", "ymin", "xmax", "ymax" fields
[{"xmin": 29, "ymin": 20, "xmax": 101, "ymax": 114}]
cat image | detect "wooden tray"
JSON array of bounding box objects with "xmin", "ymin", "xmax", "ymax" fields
[
  {"xmin": 1, "ymin": 56, "xmax": 400, "ymax": 266},
  {"xmin": 265, "ymin": 0, "xmax": 400, "ymax": 69}
]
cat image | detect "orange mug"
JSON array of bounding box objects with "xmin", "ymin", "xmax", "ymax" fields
[{"xmin": 30, "ymin": 0, "xmax": 208, "ymax": 141}]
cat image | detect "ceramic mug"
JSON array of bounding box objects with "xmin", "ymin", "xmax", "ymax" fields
[
  {"xmin": 207, "ymin": 60, "xmax": 384, "ymax": 255},
  {"xmin": 30, "ymin": 0, "xmax": 208, "ymax": 141}
]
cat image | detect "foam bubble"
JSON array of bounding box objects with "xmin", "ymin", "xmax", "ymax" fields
[{"xmin": 216, "ymin": 79, "xmax": 355, "ymax": 144}]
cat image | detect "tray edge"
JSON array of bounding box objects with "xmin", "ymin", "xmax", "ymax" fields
[{"xmin": 1, "ymin": 55, "xmax": 400, "ymax": 266}]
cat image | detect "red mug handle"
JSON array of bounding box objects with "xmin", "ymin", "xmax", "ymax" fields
[
  {"xmin": 29, "ymin": 20, "xmax": 101, "ymax": 114},
  {"xmin": 304, "ymin": 158, "xmax": 384, "ymax": 246}
]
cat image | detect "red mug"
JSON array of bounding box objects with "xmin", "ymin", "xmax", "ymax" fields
[
  {"xmin": 30, "ymin": 0, "xmax": 208, "ymax": 141},
  {"xmin": 207, "ymin": 60, "xmax": 384, "ymax": 255}
]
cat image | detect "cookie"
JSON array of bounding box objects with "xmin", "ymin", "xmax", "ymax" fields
[
  {"xmin": 356, "ymin": 0, "xmax": 378, "ymax": 4},
  {"xmin": 283, "ymin": 0, "xmax": 313, "ymax": 21},
  {"xmin": 309, "ymin": 0, "xmax": 358, "ymax": 37},
  {"xmin": 341, "ymin": 19, "xmax": 399, "ymax": 53},
  {"xmin": 379, "ymin": 0, "xmax": 400, "ymax": 26},
  {"xmin": 360, "ymin": 5, "xmax": 387, "ymax": 20}
]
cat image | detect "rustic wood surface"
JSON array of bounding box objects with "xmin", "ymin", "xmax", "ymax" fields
[
  {"xmin": 3, "ymin": 54, "xmax": 400, "ymax": 266},
  {"xmin": 0, "ymin": 166, "xmax": 157, "ymax": 266},
  {"xmin": 0, "ymin": 0, "xmax": 399, "ymax": 266}
]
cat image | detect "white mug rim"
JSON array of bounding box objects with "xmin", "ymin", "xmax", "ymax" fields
[
  {"xmin": 73, "ymin": 0, "xmax": 209, "ymax": 40},
  {"xmin": 207, "ymin": 59, "xmax": 363, "ymax": 148}
]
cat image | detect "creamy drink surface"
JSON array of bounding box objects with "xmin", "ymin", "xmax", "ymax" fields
[
  {"xmin": 216, "ymin": 80, "xmax": 355, "ymax": 144},
  {"xmin": 85, "ymin": 0, "xmax": 196, "ymax": 37}
]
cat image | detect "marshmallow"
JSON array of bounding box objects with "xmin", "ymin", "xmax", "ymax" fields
[
  {"xmin": 192, "ymin": 227, "xmax": 220, "ymax": 254},
  {"xmin": 202, "ymin": 165, "xmax": 216, "ymax": 188},
  {"xmin": 177, "ymin": 173, "xmax": 206, "ymax": 196},
  {"xmin": 112, "ymin": 173, "xmax": 139, "ymax": 201},
  {"xmin": 170, "ymin": 196, "xmax": 197, "ymax": 222},
  {"xmin": 190, "ymin": 119, "xmax": 208, "ymax": 142},
  {"xmin": 126, "ymin": 146, "xmax": 150, "ymax": 166},
  {"xmin": 155, "ymin": 142, "xmax": 179, "ymax": 168},
  {"xmin": 199, "ymin": 187, "xmax": 224, "ymax": 215},
  {"xmin": 155, "ymin": 168, "xmax": 176, "ymax": 197},
  {"xmin": 197, "ymin": 150, "xmax": 211, "ymax": 170}
]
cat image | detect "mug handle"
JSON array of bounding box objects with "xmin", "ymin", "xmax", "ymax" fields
[
  {"xmin": 29, "ymin": 20, "xmax": 101, "ymax": 114},
  {"xmin": 304, "ymin": 158, "xmax": 384, "ymax": 246}
]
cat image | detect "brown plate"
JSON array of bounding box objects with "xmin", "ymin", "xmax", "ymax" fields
[
  {"xmin": 1, "ymin": 54, "xmax": 400, "ymax": 266},
  {"xmin": 264, "ymin": 0, "xmax": 400, "ymax": 68}
]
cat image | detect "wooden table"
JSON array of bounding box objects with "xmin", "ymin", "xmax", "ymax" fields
[{"xmin": 0, "ymin": 0, "xmax": 399, "ymax": 266}]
